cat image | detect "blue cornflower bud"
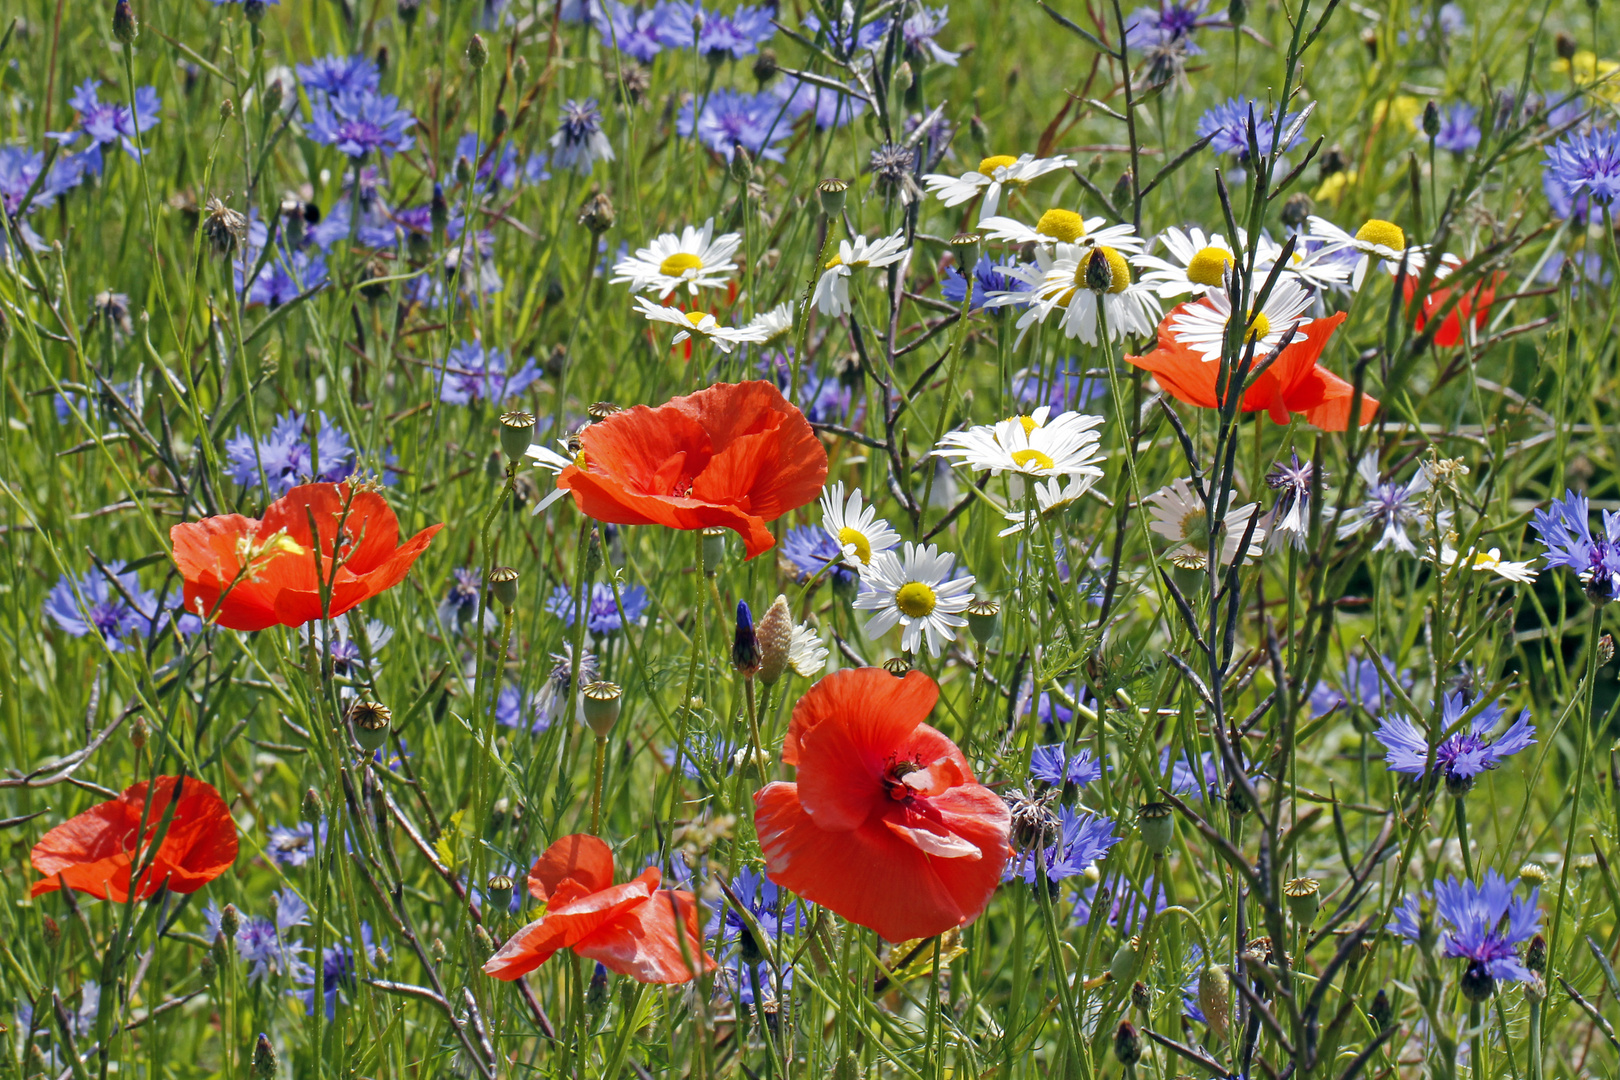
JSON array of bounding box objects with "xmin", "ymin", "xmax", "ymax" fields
[{"xmin": 734, "ymin": 601, "xmax": 760, "ymax": 677}]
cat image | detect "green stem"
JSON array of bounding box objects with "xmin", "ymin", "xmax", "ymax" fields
[{"xmin": 1548, "ymin": 605, "xmax": 1603, "ymax": 974}]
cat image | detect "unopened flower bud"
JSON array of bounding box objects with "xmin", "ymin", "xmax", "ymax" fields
[
  {"xmin": 513, "ymin": 55, "xmax": 529, "ymax": 84},
  {"xmin": 1556, "ymin": 32, "xmax": 1578, "ymax": 60},
  {"xmin": 455, "ymin": 155, "xmax": 474, "ymax": 184},
  {"xmin": 582, "ymin": 681, "xmax": 623, "ymax": 737},
  {"xmin": 817, "ymin": 178, "xmax": 848, "ymax": 217},
  {"xmin": 212, "ymin": 931, "xmax": 231, "ymax": 969},
  {"xmin": 894, "ymin": 60, "xmax": 914, "ymax": 93},
  {"xmin": 130, "ymin": 714, "xmax": 149, "ymax": 750},
  {"xmin": 1526, "ymin": 933, "xmax": 1547, "ymax": 974},
  {"xmin": 1368, "ymin": 987, "xmax": 1392, "ymax": 1028},
  {"xmin": 42, "ymin": 915, "xmax": 61, "ymax": 949},
  {"xmin": 966, "ymin": 598, "xmax": 999, "ymax": 644},
  {"xmin": 753, "ymin": 47, "xmax": 778, "ymax": 85},
  {"xmin": 1198, "ymin": 964, "xmax": 1230, "ymax": 1040},
  {"xmin": 467, "ymin": 33, "xmax": 489, "ymax": 68},
  {"xmin": 730, "ymin": 145, "xmax": 754, "ymax": 183},
  {"xmin": 702, "ymin": 527, "xmax": 728, "ymax": 574},
  {"xmin": 969, "ymin": 115, "xmax": 991, "ymax": 155},
  {"xmin": 431, "ymin": 937, "xmax": 448, "ymax": 962},
  {"xmin": 1138, "ymin": 802, "xmax": 1174, "ymax": 853},
  {"xmin": 1281, "ymin": 192, "xmax": 1313, "ymax": 228},
  {"xmin": 1109, "ymin": 936, "xmax": 1141, "ymax": 984},
  {"xmin": 219, "ymin": 903, "xmax": 242, "ymax": 941},
  {"xmin": 244, "ymin": 0, "xmax": 267, "ymax": 22},
  {"xmin": 253, "ymin": 1033, "xmax": 276, "ymax": 1079},
  {"xmin": 1523, "ymin": 972, "xmax": 1547, "ymax": 1002},
  {"xmin": 1085, "ymin": 247, "xmax": 1116, "ymax": 293},
  {"xmin": 499, "ymin": 410, "xmax": 535, "ymax": 464},
  {"xmin": 1460, "ymin": 960, "xmax": 1495, "ymax": 1002},
  {"xmin": 583, "ymin": 961, "xmax": 611, "ymax": 1009},
  {"xmin": 199, "ymin": 950, "xmax": 217, "ymax": 981},
  {"xmin": 578, "ymin": 191, "xmax": 615, "ymax": 233},
  {"xmin": 1284, "ymin": 877, "xmax": 1320, "ymax": 924},
  {"xmin": 398, "ymin": 0, "xmax": 420, "ymax": 24},
  {"xmin": 113, "ymin": 0, "xmax": 138, "ymax": 43},
  {"xmin": 220, "ymin": 97, "xmax": 236, "ymax": 121},
  {"xmin": 1601, "ymin": 634, "xmax": 1615, "ymax": 667},
  {"xmin": 348, "ymin": 700, "xmax": 393, "ymax": 753},
  {"xmin": 584, "ymin": 528, "xmax": 604, "ymax": 575},
  {"xmin": 733, "ymin": 601, "xmax": 761, "ymax": 676},
  {"xmin": 302, "ymin": 786, "xmax": 324, "ymax": 824},
  {"xmin": 1130, "ymin": 980, "xmax": 1151, "ymax": 1011},
  {"xmin": 430, "ymin": 183, "xmax": 449, "ymax": 232},
  {"xmin": 1111, "ymin": 169, "xmax": 1133, "ymax": 213},
  {"xmin": 1226, "ymin": 0, "xmax": 1246, "ymax": 26},
  {"xmin": 1422, "ymin": 100, "xmax": 1442, "ymax": 138},
  {"xmin": 1113, "ymin": 1021, "xmax": 1142, "ymax": 1066},
  {"xmin": 757, "ymin": 595, "xmax": 795, "ymax": 685},
  {"xmin": 488, "ymin": 566, "xmax": 519, "ymax": 610},
  {"xmin": 473, "ymin": 924, "xmax": 495, "ymax": 955},
  {"xmin": 1519, "ymin": 862, "xmax": 1548, "ymax": 887},
  {"xmin": 487, "ymin": 874, "xmax": 514, "ymax": 912},
  {"xmin": 492, "ymin": 105, "xmax": 509, "ymax": 139}
]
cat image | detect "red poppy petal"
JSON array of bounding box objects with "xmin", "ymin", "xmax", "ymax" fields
[
  {"xmin": 783, "ymin": 668, "xmax": 937, "ymax": 768},
  {"xmin": 575, "ymin": 888, "xmax": 717, "ymax": 984},
  {"xmin": 883, "ymin": 816, "xmax": 984, "ymax": 859},
  {"xmin": 791, "ymin": 670, "xmax": 940, "ymax": 830},
  {"xmin": 528, "ymin": 833, "xmax": 616, "ymax": 901},
  {"xmin": 483, "ymin": 871, "xmax": 659, "ymax": 981}
]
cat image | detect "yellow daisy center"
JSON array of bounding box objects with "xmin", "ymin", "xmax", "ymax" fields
[
  {"xmin": 837, "ymin": 526, "xmax": 873, "ymax": 564},
  {"xmin": 659, "ymin": 252, "xmax": 704, "ymax": 276},
  {"xmin": 1011, "ymin": 448, "xmax": 1056, "ymax": 471},
  {"xmin": 824, "ymin": 254, "xmax": 844, "ymax": 269},
  {"xmin": 1354, "ymin": 219, "xmax": 1406, "ymax": 252},
  {"xmin": 1009, "ymin": 414, "xmax": 1039, "ymax": 436},
  {"xmin": 1232, "ymin": 311, "xmax": 1272, "ymax": 343},
  {"xmin": 1179, "ymin": 509, "xmax": 1213, "ymax": 548},
  {"xmin": 1035, "ymin": 209, "xmax": 1086, "ymax": 243},
  {"xmin": 684, "ymin": 310, "xmax": 711, "ymax": 327},
  {"xmin": 978, "ymin": 154, "xmax": 1018, "ymax": 174},
  {"xmin": 1186, "ymin": 246, "xmax": 1235, "ymax": 287},
  {"xmin": 896, "ymin": 581, "xmax": 938, "ymax": 618}
]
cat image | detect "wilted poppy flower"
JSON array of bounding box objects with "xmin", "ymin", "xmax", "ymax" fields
[
  {"xmin": 753, "ymin": 668, "xmax": 1011, "ymax": 942},
  {"xmin": 170, "ymin": 482, "xmax": 442, "ymax": 631},
  {"xmin": 1403, "ymin": 259, "xmax": 1501, "ymax": 348},
  {"xmin": 484, "ymin": 833, "xmax": 715, "ymax": 984},
  {"xmin": 31, "ymin": 776, "xmax": 238, "ymax": 901},
  {"xmin": 554, "ymin": 381, "xmax": 828, "ymax": 559},
  {"xmin": 1127, "ymin": 303, "xmax": 1377, "ymax": 431}
]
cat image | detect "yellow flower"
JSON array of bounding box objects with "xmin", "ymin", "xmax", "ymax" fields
[
  {"xmin": 1372, "ymin": 95, "xmax": 1424, "ymax": 130},
  {"xmin": 1314, "ymin": 168, "xmax": 1358, "ymax": 204},
  {"xmin": 1552, "ymin": 50, "xmax": 1620, "ymax": 102}
]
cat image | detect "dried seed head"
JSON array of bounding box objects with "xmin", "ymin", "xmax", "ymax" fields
[
  {"xmin": 882, "ymin": 655, "xmax": 913, "ymax": 675},
  {"xmin": 578, "ymin": 191, "xmax": 615, "ymax": 233},
  {"xmin": 203, "ymin": 197, "xmax": 248, "ymax": 255},
  {"xmin": 587, "ymin": 401, "xmax": 623, "ymax": 421},
  {"xmin": 757, "ymin": 594, "xmax": 795, "ymax": 685}
]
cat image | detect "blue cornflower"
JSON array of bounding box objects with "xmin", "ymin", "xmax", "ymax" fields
[
  {"xmin": 1012, "ymin": 359, "xmax": 1105, "ymax": 412},
  {"xmin": 0, "ymin": 145, "xmax": 88, "ymax": 216},
  {"xmin": 546, "ymin": 582, "xmax": 650, "ymax": 634},
  {"xmin": 308, "ymin": 89, "xmax": 416, "ymax": 160},
  {"xmin": 1031, "ymin": 682, "xmax": 1095, "ymax": 725},
  {"xmin": 438, "ymin": 567, "xmax": 492, "ymax": 632},
  {"xmin": 1421, "ymin": 103, "xmax": 1481, "ymax": 153},
  {"xmin": 679, "ymin": 89, "xmax": 790, "ymax": 162},
  {"xmin": 773, "ymin": 77, "xmax": 867, "ymax": 130},
  {"xmin": 453, "ymin": 132, "xmax": 522, "ymax": 191},
  {"xmin": 1309, "ymin": 653, "xmax": 1413, "ymax": 717},
  {"xmin": 800, "ymin": 9, "xmax": 888, "ymax": 56},
  {"xmin": 942, "ymin": 259, "xmax": 1029, "ymax": 309},
  {"xmin": 204, "ymin": 890, "xmax": 310, "ymax": 983},
  {"xmin": 1073, "ymin": 873, "xmax": 1167, "ymax": 930},
  {"xmin": 780, "ymin": 525, "xmax": 857, "ymax": 587},
  {"xmin": 599, "ymin": 2, "xmax": 667, "ymax": 60},
  {"xmin": 497, "ymin": 684, "xmax": 554, "ymax": 734},
  {"xmin": 226, "ymin": 411, "xmax": 356, "ymax": 495},
  {"xmin": 1388, "ymin": 871, "xmax": 1540, "ymax": 998},
  {"xmin": 690, "ymin": 4, "xmax": 777, "ymax": 58},
  {"xmin": 758, "ymin": 351, "xmax": 852, "ymax": 424},
  {"xmin": 1009, "ymin": 808, "xmax": 1120, "ymax": 886},
  {"xmin": 525, "ymin": 153, "xmax": 553, "ymax": 184},
  {"xmin": 1532, "ymin": 488, "xmax": 1620, "ymax": 601},
  {"xmin": 1373, "ymin": 691, "xmax": 1536, "ymax": 795},
  {"xmin": 1030, "ymin": 744, "xmax": 1104, "ymax": 788},
  {"xmin": 1544, "ymin": 127, "xmax": 1620, "ymax": 207},
  {"xmin": 895, "ymin": 6, "xmax": 960, "ymax": 64},
  {"xmin": 437, "ymin": 340, "xmax": 545, "ymax": 405},
  {"xmin": 707, "ymin": 867, "xmax": 801, "ymax": 947},
  {"xmin": 550, "ymin": 99, "xmax": 615, "ymax": 176},
  {"xmin": 1196, "ymin": 96, "xmax": 1305, "ymax": 164},
  {"xmin": 1124, "ymin": 0, "xmax": 1209, "ymax": 51},
  {"xmin": 240, "ymin": 246, "xmax": 328, "ymax": 308},
  {"xmin": 1335, "ymin": 453, "xmax": 1442, "ymax": 554},
  {"xmin": 296, "ymin": 54, "xmax": 381, "ymax": 97},
  {"xmin": 1161, "ymin": 747, "xmax": 1220, "ymax": 800},
  {"xmin": 292, "ymin": 925, "xmax": 386, "ymax": 1017},
  {"xmin": 48, "ymin": 79, "xmax": 161, "ymax": 170},
  {"xmin": 266, "ymin": 820, "xmax": 323, "ymax": 868},
  {"xmin": 43, "ymin": 561, "xmax": 159, "ymax": 650}
]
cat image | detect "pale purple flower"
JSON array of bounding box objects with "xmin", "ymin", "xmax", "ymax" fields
[
  {"xmin": 1373, "ymin": 691, "xmax": 1535, "ymax": 794},
  {"xmin": 308, "ymin": 89, "xmax": 416, "ymax": 159},
  {"xmin": 1389, "ymin": 871, "xmax": 1540, "ymax": 997}
]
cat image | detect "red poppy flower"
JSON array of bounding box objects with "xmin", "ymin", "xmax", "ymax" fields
[
  {"xmin": 484, "ymin": 834, "xmax": 716, "ymax": 984},
  {"xmin": 1127, "ymin": 305, "xmax": 1378, "ymax": 431},
  {"xmin": 1403, "ymin": 260, "xmax": 1501, "ymax": 348},
  {"xmin": 555, "ymin": 381, "xmax": 828, "ymax": 559},
  {"xmin": 170, "ymin": 482, "xmax": 442, "ymax": 632},
  {"xmin": 31, "ymin": 776, "xmax": 238, "ymax": 902},
  {"xmin": 753, "ymin": 668, "xmax": 1011, "ymax": 943}
]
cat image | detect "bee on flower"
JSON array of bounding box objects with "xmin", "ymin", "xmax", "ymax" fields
[
  {"xmin": 989, "ymin": 241, "xmax": 1161, "ymax": 346},
  {"xmin": 633, "ymin": 296, "xmax": 770, "ymax": 353},
  {"xmin": 612, "ymin": 218, "xmax": 742, "ymax": 298},
  {"xmin": 812, "ymin": 232, "xmax": 910, "ymax": 318},
  {"xmin": 921, "ymin": 153, "xmax": 1077, "ymax": 221}
]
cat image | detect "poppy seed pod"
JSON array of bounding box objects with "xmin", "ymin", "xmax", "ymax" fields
[
  {"xmin": 950, "ymin": 232, "xmax": 983, "ymax": 275},
  {"xmin": 756, "ymin": 594, "xmax": 795, "ymax": 685},
  {"xmin": 487, "ymin": 874, "xmax": 514, "ymax": 912},
  {"xmin": 733, "ymin": 601, "xmax": 761, "ymax": 676},
  {"xmin": 349, "ymin": 700, "xmax": 393, "ymax": 753},
  {"xmin": 582, "ymin": 681, "xmax": 623, "ymax": 737},
  {"xmin": 1284, "ymin": 877, "xmax": 1320, "ymax": 924},
  {"xmin": 966, "ymin": 598, "xmax": 1000, "ymax": 644},
  {"xmin": 701, "ymin": 527, "xmax": 728, "ymax": 575},
  {"xmin": 1138, "ymin": 802, "xmax": 1174, "ymax": 853},
  {"xmin": 499, "ymin": 411, "xmax": 536, "ymax": 464},
  {"xmin": 1109, "ymin": 936, "xmax": 1141, "ymax": 984},
  {"xmin": 488, "ymin": 566, "xmax": 519, "ymax": 610},
  {"xmin": 882, "ymin": 655, "xmax": 913, "ymax": 675},
  {"xmin": 1198, "ymin": 963, "xmax": 1230, "ymax": 1040},
  {"xmin": 817, "ymin": 178, "xmax": 849, "ymax": 216},
  {"xmin": 253, "ymin": 1034, "xmax": 277, "ymax": 1080}
]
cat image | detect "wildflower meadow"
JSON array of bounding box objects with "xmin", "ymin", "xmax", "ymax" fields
[{"xmin": 5, "ymin": 0, "xmax": 1620, "ymax": 1074}]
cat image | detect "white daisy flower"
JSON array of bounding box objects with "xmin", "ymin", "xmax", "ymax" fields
[
  {"xmin": 853, "ymin": 543, "xmax": 977, "ymax": 657},
  {"xmin": 812, "ymin": 232, "xmax": 910, "ymax": 318},
  {"xmin": 525, "ymin": 439, "xmax": 580, "ymax": 514},
  {"xmin": 1145, "ymin": 478, "xmax": 1266, "ymax": 569},
  {"xmin": 1136, "ymin": 226, "xmax": 1240, "ymax": 298},
  {"xmin": 990, "ymin": 242, "xmax": 1161, "ymax": 346},
  {"xmin": 1167, "ymin": 278, "xmax": 1315, "ymax": 363},
  {"xmin": 1253, "ymin": 232, "xmax": 1353, "ymax": 294},
  {"xmin": 932, "ymin": 409, "xmax": 1106, "ymax": 485},
  {"xmin": 997, "ymin": 474, "xmax": 1102, "ymax": 536},
  {"xmin": 1306, "ymin": 216, "xmax": 1428, "ymax": 291},
  {"xmin": 1429, "ymin": 544, "xmax": 1539, "ymax": 583},
  {"xmin": 787, "ymin": 623, "xmax": 830, "ymax": 676},
  {"xmin": 977, "ymin": 209, "xmax": 1144, "ymax": 254},
  {"xmin": 820, "ymin": 482, "xmax": 902, "ymax": 571},
  {"xmin": 921, "ymin": 153, "xmax": 1077, "ymax": 221},
  {"xmin": 610, "ymin": 218, "xmax": 742, "ymax": 298},
  {"xmin": 633, "ymin": 296, "xmax": 769, "ymax": 353},
  {"xmin": 745, "ymin": 301, "xmax": 795, "ymax": 344}
]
